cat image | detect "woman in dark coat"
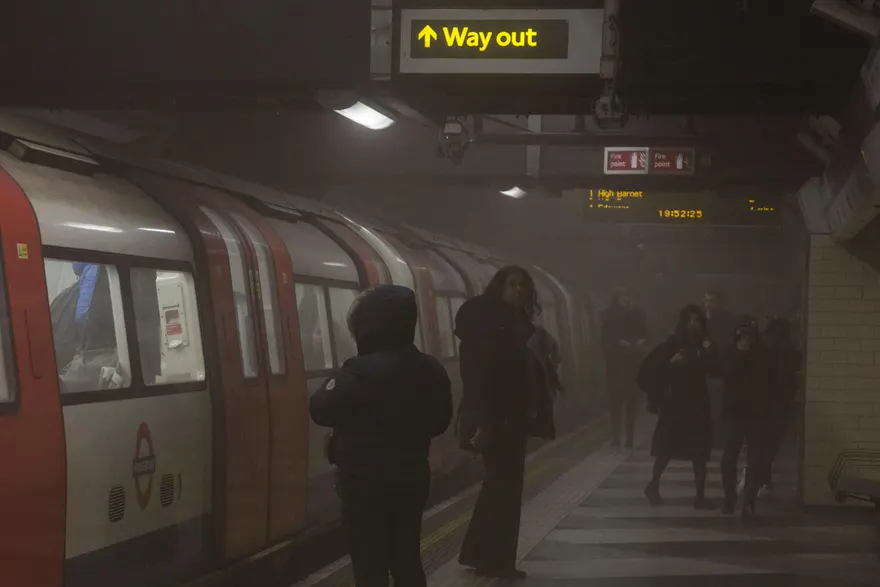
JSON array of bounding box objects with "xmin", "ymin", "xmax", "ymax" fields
[
  {"xmin": 456, "ymin": 265, "xmax": 553, "ymax": 580},
  {"xmin": 637, "ymin": 304, "xmax": 721, "ymax": 509}
]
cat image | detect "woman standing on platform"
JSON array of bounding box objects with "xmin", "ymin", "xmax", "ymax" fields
[
  {"xmin": 455, "ymin": 266, "xmax": 553, "ymax": 581},
  {"xmin": 638, "ymin": 304, "xmax": 721, "ymax": 510}
]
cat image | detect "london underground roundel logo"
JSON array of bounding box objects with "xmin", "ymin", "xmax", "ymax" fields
[{"xmin": 132, "ymin": 422, "xmax": 157, "ymax": 510}]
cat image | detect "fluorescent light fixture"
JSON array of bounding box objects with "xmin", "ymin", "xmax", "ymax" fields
[
  {"xmin": 62, "ymin": 222, "xmax": 124, "ymax": 233},
  {"xmin": 323, "ymin": 261, "xmax": 348, "ymax": 268},
  {"xmin": 334, "ymin": 101, "xmax": 395, "ymax": 130},
  {"xmin": 500, "ymin": 186, "xmax": 527, "ymax": 199},
  {"xmin": 138, "ymin": 227, "xmax": 176, "ymax": 234}
]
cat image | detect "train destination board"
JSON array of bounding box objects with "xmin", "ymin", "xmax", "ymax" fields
[
  {"xmin": 584, "ymin": 190, "xmax": 780, "ymax": 226},
  {"xmin": 398, "ymin": 9, "xmax": 604, "ymax": 75}
]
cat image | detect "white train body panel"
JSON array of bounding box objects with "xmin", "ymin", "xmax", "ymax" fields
[{"xmin": 63, "ymin": 391, "xmax": 212, "ymax": 558}]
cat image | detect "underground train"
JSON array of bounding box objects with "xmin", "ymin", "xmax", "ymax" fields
[{"xmin": 0, "ymin": 113, "xmax": 601, "ymax": 587}]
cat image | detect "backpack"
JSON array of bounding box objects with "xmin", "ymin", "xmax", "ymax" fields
[{"xmin": 50, "ymin": 282, "xmax": 82, "ymax": 372}]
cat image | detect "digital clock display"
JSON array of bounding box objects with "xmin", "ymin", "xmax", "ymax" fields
[
  {"xmin": 584, "ymin": 190, "xmax": 779, "ymax": 226},
  {"xmin": 658, "ymin": 208, "xmax": 703, "ymax": 219}
]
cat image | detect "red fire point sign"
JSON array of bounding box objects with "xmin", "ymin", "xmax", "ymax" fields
[
  {"xmin": 651, "ymin": 148, "xmax": 695, "ymax": 175},
  {"xmin": 604, "ymin": 147, "xmax": 649, "ymax": 175}
]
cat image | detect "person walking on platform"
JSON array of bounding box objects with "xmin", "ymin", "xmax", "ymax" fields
[
  {"xmin": 456, "ymin": 266, "xmax": 554, "ymax": 581},
  {"xmin": 638, "ymin": 305, "xmax": 721, "ymax": 510},
  {"xmin": 719, "ymin": 322, "xmax": 772, "ymax": 517},
  {"xmin": 600, "ymin": 286, "xmax": 648, "ymax": 449},
  {"xmin": 310, "ymin": 285, "xmax": 452, "ymax": 587}
]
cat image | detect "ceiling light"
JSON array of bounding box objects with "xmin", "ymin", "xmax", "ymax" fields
[
  {"xmin": 323, "ymin": 261, "xmax": 348, "ymax": 268},
  {"xmin": 334, "ymin": 101, "xmax": 395, "ymax": 130},
  {"xmin": 501, "ymin": 186, "xmax": 527, "ymax": 199}
]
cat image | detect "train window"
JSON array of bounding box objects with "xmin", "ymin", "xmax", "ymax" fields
[
  {"xmin": 200, "ymin": 207, "xmax": 259, "ymax": 379},
  {"xmin": 435, "ymin": 297, "xmax": 455, "ymax": 358},
  {"xmin": 0, "ymin": 253, "xmax": 15, "ymax": 403},
  {"xmin": 295, "ymin": 283, "xmax": 333, "ymax": 371},
  {"xmin": 327, "ymin": 287, "xmax": 358, "ymax": 365},
  {"xmin": 44, "ymin": 259, "xmax": 132, "ymax": 393},
  {"xmin": 130, "ymin": 268, "xmax": 206, "ymax": 386},
  {"xmin": 230, "ymin": 212, "xmax": 286, "ymax": 376}
]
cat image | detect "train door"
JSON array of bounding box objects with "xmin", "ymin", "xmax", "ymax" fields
[
  {"xmin": 0, "ymin": 166, "xmax": 65, "ymax": 587},
  {"xmin": 131, "ymin": 171, "xmax": 269, "ymax": 562},
  {"xmin": 215, "ymin": 204, "xmax": 308, "ymax": 540},
  {"xmin": 196, "ymin": 205, "xmax": 273, "ymax": 543}
]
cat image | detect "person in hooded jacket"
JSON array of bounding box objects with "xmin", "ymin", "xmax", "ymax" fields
[
  {"xmin": 309, "ymin": 285, "xmax": 452, "ymax": 587},
  {"xmin": 456, "ymin": 265, "xmax": 553, "ymax": 581},
  {"xmin": 638, "ymin": 304, "xmax": 721, "ymax": 510}
]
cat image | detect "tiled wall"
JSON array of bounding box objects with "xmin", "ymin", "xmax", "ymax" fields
[{"xmin": 803, "ymin": 234, "xmax": 880, "ymax": 505}]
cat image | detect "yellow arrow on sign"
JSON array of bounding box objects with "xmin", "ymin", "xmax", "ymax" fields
[{"xmin": 418, "ymin": 25, "xmax": 438, "ymax": 48}]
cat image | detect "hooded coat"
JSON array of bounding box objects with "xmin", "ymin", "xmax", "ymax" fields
[
  {"xmin": 309, "ymin": 285, "xmax": 452, "ymax": 481},
  {"xmin": 455, "ymin": 294, "xmax": 554, "ymax": 450}
]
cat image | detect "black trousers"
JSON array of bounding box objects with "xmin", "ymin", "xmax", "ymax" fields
[
  {"xmin": 460, "ymin": 430, "xmax": 528, "ymax": 573},
  {"xmin": 609, "ymin": 390, "xmax": 637, "ymax": 446},
  {"xmin": 720, "ymin": 417, "xmax": 766, "ymax": 505},
  {"xmin": 338, "ymin": 470, "xmax": 430, "ymax": 587}
]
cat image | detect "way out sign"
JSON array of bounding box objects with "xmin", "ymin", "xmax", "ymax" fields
[{"xmin": 398, "ymin": 8, "xmax": 604, "ymax": 75}]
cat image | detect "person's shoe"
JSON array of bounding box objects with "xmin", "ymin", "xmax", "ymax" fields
[
  {"xmin": 721, "ymin": 500, "xmax": 736, "ymax": 515},
  {"xmin": 694, "ymin": 497, "xmax": 715, "ymax": 510},
  {"xmin": 741, "ymin": 500, "xmax": 756, "ymax": 520},
  {"xmin": 757, "ymin": 484, "xmax": 773, "ymax": 499},
  {"xmin": 645, "ymin": 482, "xmax": 663, "ymax": 506},
  {"xmin": 475, "ymin": 568, "xmax": 527, "ymax": 580},
  {"xmin": 458, "ymin": 555, "xmax": 478, "ymax": 569}
]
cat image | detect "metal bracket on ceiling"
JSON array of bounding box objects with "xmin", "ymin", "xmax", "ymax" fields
[{"xmin": 370, "ymin": 0, "xmax": 393, "ymax": 81}]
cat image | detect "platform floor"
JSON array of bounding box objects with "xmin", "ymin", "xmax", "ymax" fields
[
  {"xmin": 429, "ymin": 421, "xmax": 880, "ymax": 586},
  {"xmin": 296, "ymin": 415, "xmax": 880, "ymax": 587}
]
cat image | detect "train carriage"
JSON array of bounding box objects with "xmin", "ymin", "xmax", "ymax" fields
[{"xmin": 0, "ymin": 112, "xmax": 600, "ymax": 587}]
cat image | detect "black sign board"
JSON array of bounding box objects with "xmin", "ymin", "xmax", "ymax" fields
[
  {"xmin": 409, "ymin": 19, "xmax": 570, "ymax": 60},
  {"xmin": 584, "ymin": 191, "xmax": 780, "ymax": 226}
]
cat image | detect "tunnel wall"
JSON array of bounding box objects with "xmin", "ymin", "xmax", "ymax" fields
[{"xmin": 803, "ymin": 234, "xmax": 880, "ymax": 505}]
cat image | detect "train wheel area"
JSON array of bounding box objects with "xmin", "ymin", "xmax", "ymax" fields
[{"xmin": 295, "ymin": 413, "xmax": 878, "ymax": 587}]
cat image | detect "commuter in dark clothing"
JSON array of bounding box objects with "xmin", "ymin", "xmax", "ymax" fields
[
  {"xmin": 719, "ymin": 323, "xmax": 773, "ymax": 516},
  {"xmin": 638, "ymin": 305, "xmax": 721, "ymax": 509},
  {"xmin": 457, "ymin": 266, "xmax": 551, "ymax": 581},
  {"xmin": 761, "ymin": 317, "xmax": 801, "ymax": 493},
  {"xmin": 601, "ymin": 286, "xmax": 648, "ymax": 448},
  {"xmin": 309, "ymin": 285, "xmax": 452, "ymax": 587}
]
